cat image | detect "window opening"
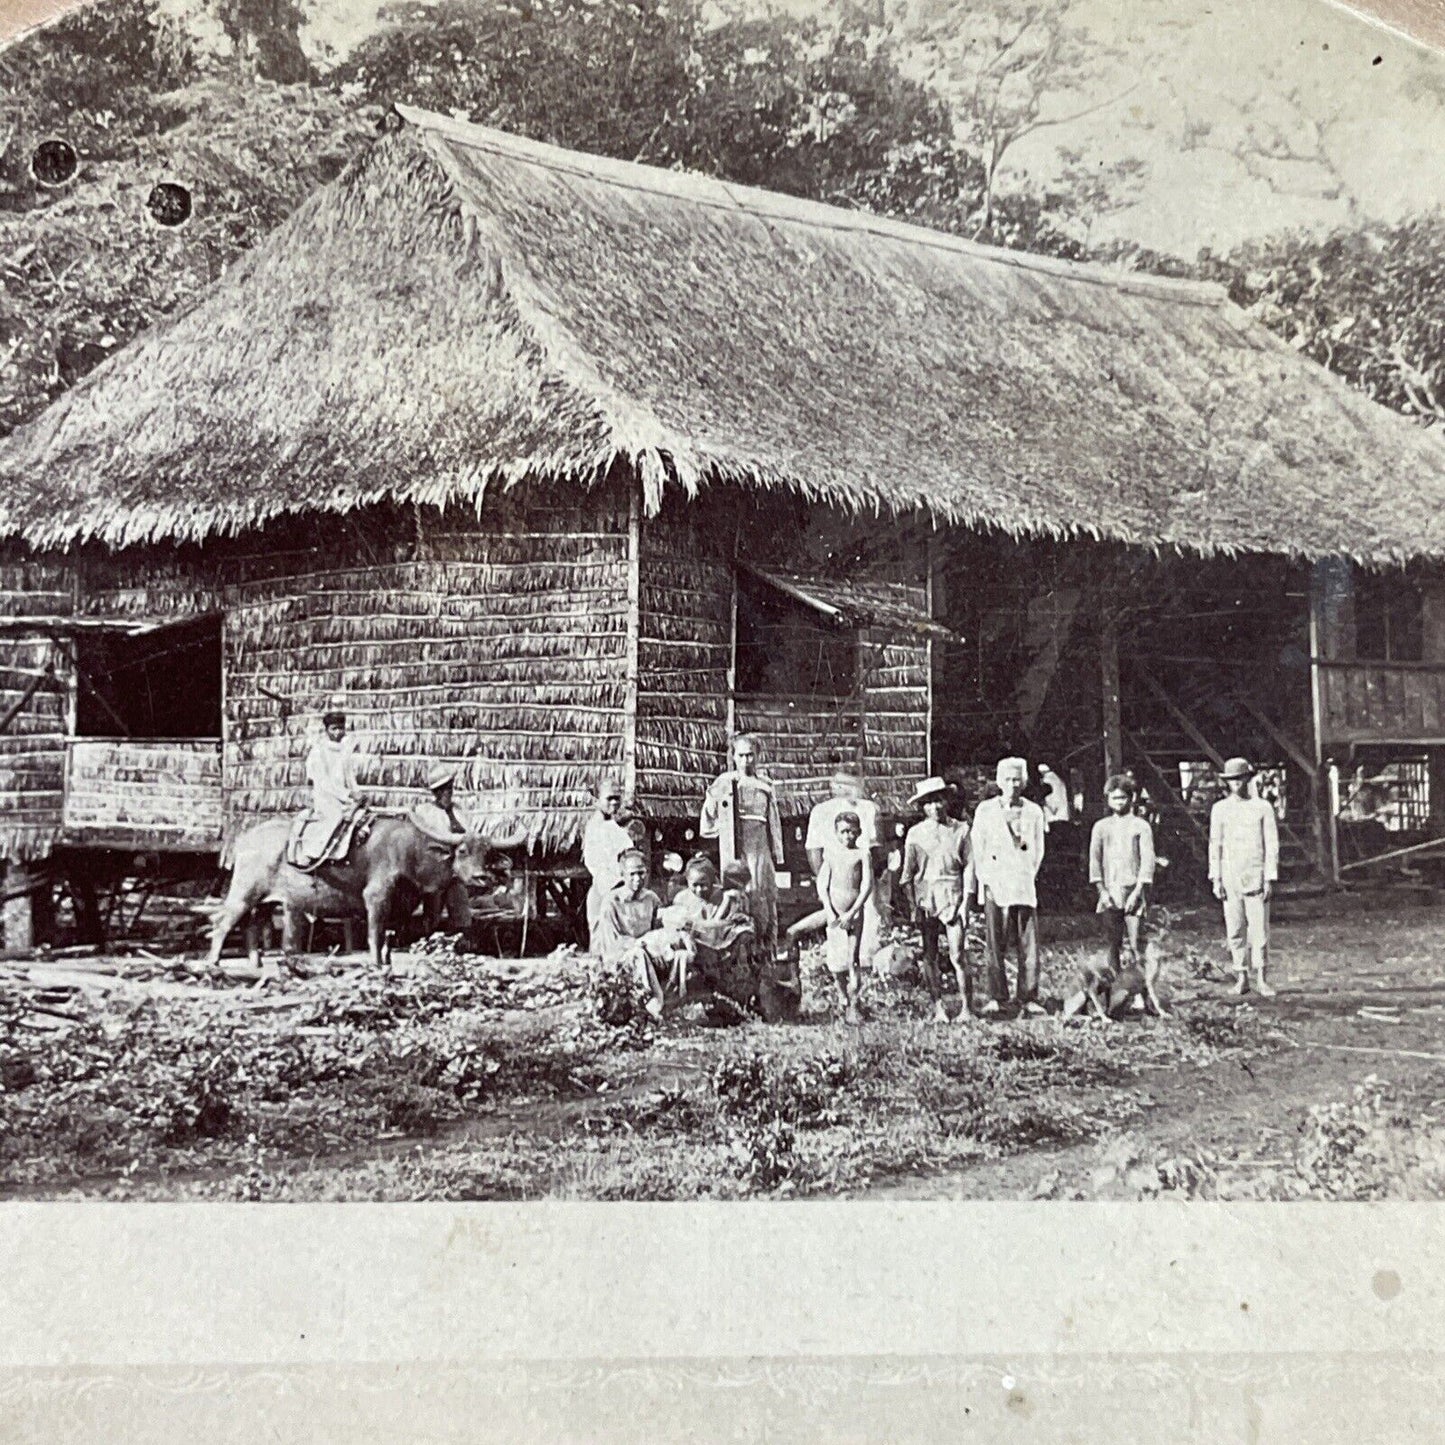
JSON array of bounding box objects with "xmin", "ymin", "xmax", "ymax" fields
[
  {"xmin": 1354, "ymin": 570, "xmax": 1424, "ymax": 662},
  {"xmin": 734, "ymin": 571, "xmax": 858, "ymax": 699},
  {"xmin": 73, "ymin": 615, "xmax": 222, "ymax": 739}
]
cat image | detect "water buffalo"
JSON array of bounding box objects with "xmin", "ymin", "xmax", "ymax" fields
[{"xmin": 205, "ymin": 815, "xmax": 488, "ymax": 971}]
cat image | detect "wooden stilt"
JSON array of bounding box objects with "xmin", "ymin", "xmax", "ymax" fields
[
  {"xmin": 1101, "ymin": 612, "xmax": 1123, "ymax": 780},
  {"xmin": 1, "ymin": 863, "xmax": 38, "ymax": 957}
]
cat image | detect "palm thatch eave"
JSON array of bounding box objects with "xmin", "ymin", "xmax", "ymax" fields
[{"xmin": 0, "ymin": 108, "xmax": 1443, "ymax": 564}]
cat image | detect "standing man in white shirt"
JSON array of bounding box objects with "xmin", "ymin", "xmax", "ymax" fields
[
  {"xmin": 1208, "ymin": 757, "xmax": 1280, "ymax": 997},
  {"xmin": 971, "ymin": 756, "xmax": 1047, "ymax": 1016},
  {"xmin": 805, "ymin": 766, "xmax": 888, "ymax": 971},
  {"xmin": 582, "ymin": 774, "xmax": 634, "ymax": 952}
]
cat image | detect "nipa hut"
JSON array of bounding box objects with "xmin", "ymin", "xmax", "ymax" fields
[{"xmin": 4, "ymin": 105, "xmax": 1445, "ymax": 945}]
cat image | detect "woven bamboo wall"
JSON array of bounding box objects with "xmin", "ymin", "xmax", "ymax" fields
[
  {"xmin": 223, "ymin": 489, "xmax": 631, "ymax": 854},
  {"xmin": 861, "ymin": 622, "xmax": 930, "ymax": 812},
  {"xmin": 0, "ymin": 560, "xmax": 73, "ymax": 859},
  {"xmin": 634, "ymin": 504, "xmax": 731, "ymax": 821},
  {"xmin": 1, "ymin": 483, "xmax": 926, "ymax": 861},
  {"xmin": 0, "ymin": 494, "xmax": 629, "ymax": 861}
]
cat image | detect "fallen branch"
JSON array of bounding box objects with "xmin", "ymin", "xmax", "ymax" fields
[{"xmin": 1306, "ymin": 1041, "xmax": 1445, "ymax": 1063}]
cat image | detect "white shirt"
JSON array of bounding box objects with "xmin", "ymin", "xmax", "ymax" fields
[
  {"xmin": 971, "ymin": 796, "xmax": 1046, "ymax": 909},
  {"xmin": 1208, "ymin": 794, "xmax": 1279, "ymax": 894},
  {"xmin": 806, "ymin": 794, "xmax": 881, "ymax": 853},
  {"xmin": 582, "ymin": 812, "xmax": 633, "ymax": 891},
  {"xmin": 306, "ymin": 736, "xmax": 360, "ymax": 818}
]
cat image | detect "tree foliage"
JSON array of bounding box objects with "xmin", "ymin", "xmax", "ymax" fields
[
  {"xmin": 0, "ymin": 0, "xmax": 200, "ymax": 203},
  {"xmin": 2, "ymin": 0, "xmax": 1437, "ymax": 452},
  {"xmin": 0, "ymin": 74, "xmax": 377, "ymax": 435},
  {"xmin": 207, "ymin": 0, "xmax": 314, "ymax": 84},
  {"xmin": 1203, "ymin": 215, "xmax": 1445, "ymax": 426},
  {"xmin": 335, "ymin": 0, "xmax": 957, "ymax": 202}
]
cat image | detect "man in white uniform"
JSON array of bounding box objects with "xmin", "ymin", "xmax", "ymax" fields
[
  {"xmin": 1207, "ymin": 756, "xmax": 1280, "ymax": 997},
  {"xmin": 293, "ymin": 693, "xmax": 364, "ymax": 867},
  {"xmin": 971, "ymin": 756, "xmax": 1047, "ymax": 1016}
]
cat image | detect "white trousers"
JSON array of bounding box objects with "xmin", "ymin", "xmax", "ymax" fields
[{"xmin": 1222, "ymin": 890, "xmax": 1269, "ymax": 978}]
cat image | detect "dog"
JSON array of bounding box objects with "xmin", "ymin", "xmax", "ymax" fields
[{"xmin": 1063, "ymin": 936, "xmax": 1167, "ymax": 1021}]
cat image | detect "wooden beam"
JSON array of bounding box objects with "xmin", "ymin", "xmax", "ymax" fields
[
  {"xmin": 925, "ymin": 534, "xmax": 937, "ymax": 777},
  {"xmin": 0, "ymin": 666, "xmax": 52, "ymax": 736},
  {"xmin": 1100, "ymin": 612, "xmax": 1123, "ymax": 778},
  {"xmin": 725, "ymin": 561, "xmax": 739, "ymax": 746}
]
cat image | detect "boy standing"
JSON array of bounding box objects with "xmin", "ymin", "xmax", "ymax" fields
[
  {"xmin": 1090, "ymin": 773, "xmax": 1156, "ymax": 977},
  {"xmin": 971, "ymin": 757, "xmax": 1047, "ymax": 1016},
  {"xmin": 806, "ymin": 766, "xmax": 889, "ymax": 971},
  {"xmin": 816, "ymin": 810, "xmax": 874, "ymax": 1026},
  {"xmin": 1208, "ymin": 757, "xmax": 1280, "ymax": 997},
  {"xmin": 898, "ymin": 776, "xmax": 975, "ymax": 1023}
]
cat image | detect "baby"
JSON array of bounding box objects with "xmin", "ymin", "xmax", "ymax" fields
[{"xmin": 816, "ymin": 810, "xmax": 874, "ymax": 1025}]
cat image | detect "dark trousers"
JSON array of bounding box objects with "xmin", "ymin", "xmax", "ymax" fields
[
  {"xmin": 984, "ymin": 900, "xmax": 1039, "ymax": 1003},
  {"xmin": 1100, "ymin": 906, "xmax": 1144, "ymax": 974}
]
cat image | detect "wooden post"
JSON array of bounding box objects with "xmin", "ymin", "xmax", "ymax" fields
[
  {"xmin": 725, "ymin": 563, "xmax": 739, "ymax": 746},
  {"xmin": 925, "ymin": 533, "xmax": 938, "ymax": 777},
  {"xmin": 620, "ymin": 480, "xmax": 642, "ymax": 806},
  {"xmin": 1309, "ymin": 561, "xmax": 1341, "ymax": 884},
  {"xmin": 1100, "ymin": 612, "xmax": 1123, "ymax": 779},
  {"xmin": 1, "ymin": 862, "xmax": 37, "ymax": 957}
]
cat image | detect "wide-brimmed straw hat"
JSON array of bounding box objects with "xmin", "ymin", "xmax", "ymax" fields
[
  {"xmin": 1220, "ymin": 757, "xmax": 1255, "ymax": 780},
  {"xmin": 427, "ymin": 762, "xmax": 457, "ymax": 791},
  {"xmin": 909, "ymin": 776, "xmax": 951, "ymax": 807}
]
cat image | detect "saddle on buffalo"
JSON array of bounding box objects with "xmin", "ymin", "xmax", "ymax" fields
[{"xmin": 286, "ymin": 805, "xmax": 373, "ymax": 872}]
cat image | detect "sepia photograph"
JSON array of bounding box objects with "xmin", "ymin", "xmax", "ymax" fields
[{"xmin": 2, "ymin": 0, "xmax": 1445, "ymax": 1214}]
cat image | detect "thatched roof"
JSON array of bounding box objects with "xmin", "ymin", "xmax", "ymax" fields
[{"xmin": 2, "ymin": 104, "xmax": 1445, "ymax": 561}]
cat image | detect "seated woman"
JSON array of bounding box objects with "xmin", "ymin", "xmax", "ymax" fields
[
  {"xmin": 659, "ymin": 856, "xmax": 756, "ymax": 957},
  {"xmin": 591, "ymin": 849, "xmax": 686, "ymax": 1018},
  {"xmin": 657, "ymin": 855, "xmax": 759, "ymax": 1013}
]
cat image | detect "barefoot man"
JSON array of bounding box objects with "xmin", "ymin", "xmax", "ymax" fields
[{"xmin": 899, "ymin": 776, "xmax": 975, "ymax": 1023}]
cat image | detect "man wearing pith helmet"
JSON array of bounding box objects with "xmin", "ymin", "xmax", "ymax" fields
[
  {"xmin": 1207, "ymin": 757, "xmax": 1280, "ymax": 997},
  {"xmin": 412, "ymin": 761, "xmax": 467, "ymax": 844}
]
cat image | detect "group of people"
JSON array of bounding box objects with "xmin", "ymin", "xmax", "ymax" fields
[
  {"xmin": 303, "ymin": 700, "xmax": 1281, "ymax": 1015},
  {"xmin": 582, "ymin": 735, "xmax": 1284, "ymax": 1023}
]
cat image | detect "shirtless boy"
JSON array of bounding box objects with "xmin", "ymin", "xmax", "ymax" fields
[{"xmin": 816, "ymin": 810, "xmax": 874, "ymax": 1026}]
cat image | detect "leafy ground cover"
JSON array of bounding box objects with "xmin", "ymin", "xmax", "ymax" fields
[{"xmin": 3, "ymin": 895, "xmax": 1443, "ymax": 1200}]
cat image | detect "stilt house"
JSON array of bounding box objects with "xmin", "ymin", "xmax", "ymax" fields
[{"xmin": 3, "ymin": 105, "xmax": 1445, "ymax": 942}]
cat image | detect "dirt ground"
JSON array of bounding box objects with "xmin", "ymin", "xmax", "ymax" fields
[{"xmin": 3, "ymin": 890, "xmax": 1444, "ymax": 1201}]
